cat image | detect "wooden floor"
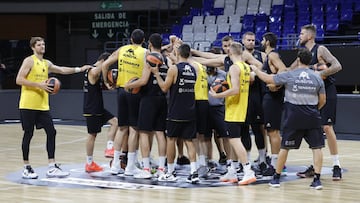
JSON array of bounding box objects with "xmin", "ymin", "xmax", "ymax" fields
[{"xmin": 1, "ymin": 123, "xmax": 359, "ymax": 203}]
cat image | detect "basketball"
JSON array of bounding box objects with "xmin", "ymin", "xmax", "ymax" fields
[
  {"xmin": 107, "ymin": 69, "xmax": 118, "ymax": 85},
  {"xmin": 46, "ymin": 77, "xmax": 61, "ymax": 95},
  {"xmin": 146, "ymin": 52, "xmax": 163, "ymax": 67},
  {"xmin": 126, "ymin": 77, "xmax": 141, "ymax": 94},
  {"xmin": 211, "ymin": 79, "xmax": 229, "ymax": 93}
]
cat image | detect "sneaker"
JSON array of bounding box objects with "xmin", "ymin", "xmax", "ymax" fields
[
  {"xmin": 238, "ymin": 170, "xmax": 257, "ymax": 185},
  {"xmin": 134, "ymin": 169, "xmax": 152, "ymax": 179},
  {"xmin": 154, "ymin": 167, "xmax": 165, "ymax": 178},
  {"xmin": 124, "ymin": 166, "xmax": 142, "ymax": 176},
  {"xmin": 207, "ymin": 160, "xmax": 218, "ymax": 170},
  {"xmin": 262, "ymin": 165, "xmax": 275, "ymax": 176},
  {"xmin": 176, "ymin": 156, "xmax": 190, "ymax": 165},
  {"xmin": 310, "ymin": 179, "xmax": 323, "ymax": 190},
  {"xmin": 46, "ymin": 164, "xmax": 70, "ymax": 178},
  {"xmin": 85, "ymin": 161, "xmax": 103, "ymax": 173},
  {"xmin": 332, "ymin": 165, "xmax": 342, "ymax": 181},
  {"xmin": 22, "ymin": 165, "xmax": 38, "ymax": 179},
  {"xmin": 296, "ymin": 165, "xmax": 315, "ymax": 178},
  {"xmin": 269, "ymin": 177, "xmax": 280, "ymax": 188},
  {"xmin": 110, "ymin": 164, "xmax": 124, "ymax": 175},
  {"xmin": 219, "ymin": 152, "xmax": 227, "ymax": 165},
  {"xmin": 281, "ymin": 165, "xmax": 288, "ymax": 176},
  {"xmin": 219, "ymin": 168, "xmax": 238, "ymax": 183},
  {"xmin": 186, "ymin": 172, "xmax": 200, "ymax": 184},
  {"xmin": 104, "ymin": 147, "xmax": 114, "ymax": 158},
  {"xmin": 158, "ymin": 171, "xmax": 178, "ymax": 182}
]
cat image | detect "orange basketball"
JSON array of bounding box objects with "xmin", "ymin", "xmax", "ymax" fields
[
  {"xmin": 146, "ymin": 52, "xmax": 163, "ymax": 67},
  {"xmin": 211, "ymin": 79, "xmax": 229, "ymax": 93},
  {"xmin": 46, "ymin": 77, "xmax": 61, "ymax": 95},
  {"xmin": 126, "ymin": 77, "xmax": 141, "ymax": 94},
  {"xmin": 107, "ymin": 69, "xmax": 118, "ymax": 85}
]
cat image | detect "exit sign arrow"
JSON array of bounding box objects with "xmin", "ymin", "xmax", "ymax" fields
[{"xmin": 100, "ymin": 1, "xmax": 122, "ymax": 9}]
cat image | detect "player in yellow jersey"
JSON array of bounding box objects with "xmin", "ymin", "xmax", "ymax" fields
[
  {"xmin": 209, "ymin": 42, "xmax": 256, "ymax": 185},
  {"xmin": 16, "ymin": 37, "xmax": 91, "ymax": 179},
  {"xmin": 101, "ymin": 29, "xmax": 147, "ymax": 176}
]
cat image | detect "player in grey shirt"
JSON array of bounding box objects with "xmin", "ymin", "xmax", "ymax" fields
[{"xmin": 250, "ymin": 48, "xmax": 326, "ymax": 190}]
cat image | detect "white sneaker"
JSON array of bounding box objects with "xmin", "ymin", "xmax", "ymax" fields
[
  {"xmin": 158, "ymin": 171, "xmax": 177, "ymax": 182},
  {"xmin": 46, "ymin": 164, "xmax": 70, "ymax": 178},
  {"xmin": 220, "ymin": 167, "xmax": 238, "ymax": 183},
  {"xmin": 22, "ymin": 165, "xmax": 38, "ymax": 179},
  {"xmin": 110, "ymin": 165, "xmax": 124, "ymax": 175},
  {"xmin": 124, "ymin": 166, "xmax": 142, "ymax": 176},
  {"xmin": 134, "ymin": 169, "xmax": 152, "ymax": 179},
  {"xmin": 154, "ymin": 168, "xmax": 165, "ymax": 178},
  {"xmin": 238, "ymin": 170, "xmax": 256, "ymax": 185}
]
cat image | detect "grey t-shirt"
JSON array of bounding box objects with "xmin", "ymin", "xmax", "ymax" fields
[
  {"xmin": 207, "ymin": 69, "xmax": 227, "ymax": 106},
  {"xmin": 273, "ymin": 68, "xmax": 325, "ymax": 105}
]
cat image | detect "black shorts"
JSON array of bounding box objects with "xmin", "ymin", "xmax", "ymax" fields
[
  {"xmin": 321, "ymin": 99, "xmax": 337, "ymax": 125},
  {"xmin": 226, "ymin": 122, "xmax": 248, "ymax": 139},
  {"xmin": 207, "ymin": 105, "xmax": 228, "ymax": 137},
  {"xmin": 117, "ymin": 87, "xmax": 141, "ymax": 127},
  {"xmin": 196, "ymin": 100, "xmax": 209, "ymax": 135},
  {"xmin": 166, "ymin": 120, "xmax": 196, "ymax": 140},
  {"xmin": 138, "ymin": 95, "xmax": 167, "ymax": 131},
  {"xmin": 281, "ymin": 127, "xmax": 325, "ymax": 149},
  {"xmin": 247, "ymin": 92, "xmax": 264, "ymax": 124},
  {"xmin": 20, "ymin": 109, "xmax": 55, "ymax": 131},
  {"xmin": 85, "ymin": 109, "xmax": 114, "ymax": 134},
  {"xmin": 263, "ymin": 94, "xmax": 283, "ymax": 130}
]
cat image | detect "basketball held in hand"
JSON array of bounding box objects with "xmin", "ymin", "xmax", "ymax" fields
[
  {"xmin": 46, "ymin": 77, "xmax": 61, "ymax": 95},
  {"xmin": 126, "ymin": 77, "xmax": 141, "ymax": 94},
  {"xmin": 146, "ymin": 52, "xmax": 163, "ymax": 67},
  {"xmin": 211, "ymin": 79, "xmax": 229, "ymax": 93},
  {"xmin": 107, "ymin": 69, "xmax": 118, "ymax": 85}
]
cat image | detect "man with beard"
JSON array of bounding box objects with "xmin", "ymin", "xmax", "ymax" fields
[{"xmin": 292, "ymin": 24, "xmax": 343, "ymax": 180}]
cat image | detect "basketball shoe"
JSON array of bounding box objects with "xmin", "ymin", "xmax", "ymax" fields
[
  {"xmin": 238, "ymin": 170, "xmax": 256, "ymax": 185},
  {"xmin": 310, "ymin": 179, "xmax": 323, "ymax": 190},
  {"xmin": 296, "ymin": 165, "xmax": 315, "ymax": 178},
  {"xmin": 134, "ymin": 168, "xmax": 152, "ymax": 179},
  {"xmin": 110, "ymin": 164, "xmax": 124, "ymax": 175},
  {"xmin": 46, "ymin": 164, "xmax": 70, "ymax": 178},
  {"xmin": 85, "ymin": 161, "xmax": 103, "ymax": 173},
  {"xmin": 124, "ymin": 165, "xmax": 142, "ymax": 176},
  {"xmin": 158, "ymin": 171, "xmax": 177, "ymax": 182},
  {"xmin": 104, "ymin": 147, "xmax": 114, "ymax": 158},
  {"xmin": 332, "ymin": 165, "xmax": 342, "ymax": 181},
  {"xmin": 219, "ymin": 167, "xmax": 238, "ymax": 183},
  {"xmin": 22, "ymin": 165, "xmax": 38, "ymax": 179},
  {"xmin": 186, "ymin": 171, "xmax": 200, "ymax": 184}
]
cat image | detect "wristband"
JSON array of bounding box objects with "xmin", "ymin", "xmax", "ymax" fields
[{"xmin": 75, "ymin": 67, "xmax": 81, "ymax": 73}]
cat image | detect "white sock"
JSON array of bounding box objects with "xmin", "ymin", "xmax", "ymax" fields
[
  {"xmin": 332, "ymin": 154, "xmax": 341, "ymax": 167},
  {"xmin": 271, "ymin": 154, "xmax": 278, "ymax": 168},
  {"xmin": 168, "ymin": 163, "xmax": 175, "ymax": 173},
  {"xmin": 107, "ymin": 141, "xmax": 114, "ymax": 149},
  {"xmin": 158, "ymin": 156, "xmax": 166, "ymax": 169},
  {"xmin": 258, "ymin": 149, "xmax": 266, "ymax": 163},
  {"xmin": 142, "ymin": 157, "xmax": 150, "ymax": 169},
  {"xmin": 112, "ymin": 150, "xmax": 121, "ymax": 167},
  {"xmin": 199, "ymin": 155, "xmax": 206, "ymax": 166},
  {"xmin": 190, "ymin": 162, "xmax": 197, "ymax": 174},
  {"xmin": 127, "ymin": 152, "xmax": 136, "ymax": 168},
  {"xmin": 86, "ymin": 156, "xmax": 93, "ymax": 164},
  {"xmin": 247, "ymin": 151, "xmax": 251, "ymax": 163},
  {"xmin": 48, "ymin": 163, "xmax": 55, "ymax": 168}
]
